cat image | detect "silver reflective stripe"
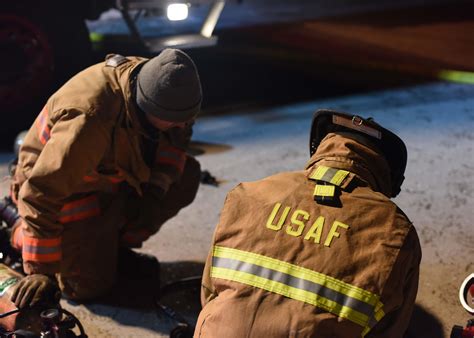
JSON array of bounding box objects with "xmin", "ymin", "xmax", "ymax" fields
[
  {"xmin": 213, "ymin": 256, "xmax": 374, "ymax": 317},
  {"xmin": 321, "ymin": 167, "xmax": 339, "ymax": 183},
  {"xmin": 23, "ymin": 245, "xmax": 60, "ymax": 254},
  {"xmin": 211, "ymin": 245, "xmax": 385, "ymax": 334}
]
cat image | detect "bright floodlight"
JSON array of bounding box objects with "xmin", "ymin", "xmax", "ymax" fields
[{"xmin": 167, "ymin": 3, "xmax": 189, "ymax": 21}]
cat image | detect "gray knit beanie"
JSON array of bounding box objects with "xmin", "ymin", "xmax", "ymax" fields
[{"xmin": 136, "ymin": 48, "xmax": 202, "ymax": 122}]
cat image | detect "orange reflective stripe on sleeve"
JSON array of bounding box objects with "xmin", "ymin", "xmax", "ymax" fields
[
  {"xmin": 36, "ymin": 106, "xmax": 51, "ymax": 145},
  {"xmin": 156, "ymin": 146, "xmax": 186, "ymax": 173},
  {"xmin": 22, "ymin": 236, "xmax": 61, "ymax": 263},
  {"xmin": 59, "ymin": 195, "xmax": 100, "ymax": 224},
  {"xmin": 83, "ymin": 170, "xmax": 124, "ymax": 184},
  {"xmin": 106, "ymin": 169, "xmax": 125, "ymax": 184},
  {"xmin": 83, "ymin": 174, "xmax": 99, "ymax": 183},
  {"xmin": 107, "ymin": 176, "xmax": 124, "ymax": 183}
]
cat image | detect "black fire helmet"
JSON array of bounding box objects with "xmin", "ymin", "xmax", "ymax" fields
[{"xmin": 309, "ymin": 109, "xmax": 407, "ymax": 197}]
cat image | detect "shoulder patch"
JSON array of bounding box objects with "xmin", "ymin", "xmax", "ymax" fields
[{"xmin": 105, "ymin": 54, "xmax": 129, "ymax": 68}]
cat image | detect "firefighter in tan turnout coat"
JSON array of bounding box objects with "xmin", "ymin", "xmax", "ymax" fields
[
  {"xmin": 8, "ymin": 48, "xmax": 202, "ymax": 307},
  {"xmin": 196, "ymin": 110, "xmax": 421, "ymax": 338}
]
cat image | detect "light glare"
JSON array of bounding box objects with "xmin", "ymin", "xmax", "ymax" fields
[{"xmin": 167, "ymin": 4, "xmax": 189, "ymax": 21}]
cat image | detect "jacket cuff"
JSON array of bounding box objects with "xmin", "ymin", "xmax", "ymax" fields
[{"xmin": 23, "ymin": 261, "xmax": 61, "ymax": 275}]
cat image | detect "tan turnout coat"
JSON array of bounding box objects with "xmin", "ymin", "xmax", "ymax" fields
[{"xmin": 196, "ymin": 133, "xmax": 421, "ymax": 338}]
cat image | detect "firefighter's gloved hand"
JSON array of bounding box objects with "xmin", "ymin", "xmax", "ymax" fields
[{"xmin": 11, "ymin": 274, "xmax": 61, "ymax": 309}]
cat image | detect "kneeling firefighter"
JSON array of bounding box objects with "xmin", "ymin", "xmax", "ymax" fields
[
  {"xmin": 196, "ymin": 110, "xmax": 421, "ymax": 338},
  {"xmin": 2, "ymin": 48, "xmax": 202, "ymax": 310}
]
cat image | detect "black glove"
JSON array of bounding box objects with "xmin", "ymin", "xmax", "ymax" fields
[{"xmin": 11, "ymin": 274, "xmax": 61, "ymax": 309}]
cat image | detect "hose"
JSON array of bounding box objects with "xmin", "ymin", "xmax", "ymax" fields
[
  {"xmin": 154, "ymin": 275, "xmax": 202, "ymax": 338},
  {"xmin": 61, "ymin": 308, "xmax": 88, "ymax": 338},
  {"xmin": 0, "ymin": 309, "xmax": 20, "ymax": 319}
]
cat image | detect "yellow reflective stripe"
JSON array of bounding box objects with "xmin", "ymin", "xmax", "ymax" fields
[
  {"xmin": 374, "ymin": 308, "xmax": 385, "ymax": 321},
  {"xmin": 310, "ymin": 166, "xmax": 350, "ymax": 187},
  {"xmin": 361, "ymin": 305, "xmax": 386, "ymax": 337},
  {"xmin": 314, "ymin": 184, "xmax": 335, "ymax": 197},
  {"xmin": 213, "ymin": 246, "xmax": 380, "ymax": 307},
  {"xmin": 310, "ymin": 166, "xmax": 330, "ymax": 180},
  {"xmin": 374, "ymin": 301, "xmax": 383, "ymax": 313},
  {"xmin": 212, "ymin": 246, "xmax": 386, "ymax": 335},
  {"xmin": 330, "ymin": 169, "xmax": 349, "ymax": 186},
  {"xmin": 212, "ymin": 266, "xmax": 370, "ymax": 326}
]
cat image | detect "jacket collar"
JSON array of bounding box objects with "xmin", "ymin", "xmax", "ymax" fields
[
  {"xmin": 114, "ymin": 57, "xmax": 157, "ymax": 140},
  {"xmin": 306, "ymin": 133, "xmax": 392, "ymax": 197},
  {"xmin": 112, "ymin": 58, "xmax": 152, "ymax": 193}
]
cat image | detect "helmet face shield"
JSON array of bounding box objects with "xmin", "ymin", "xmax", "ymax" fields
[{"xmin": 309, "ymin": 109, "xmax": 407, "ymax": 197}]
